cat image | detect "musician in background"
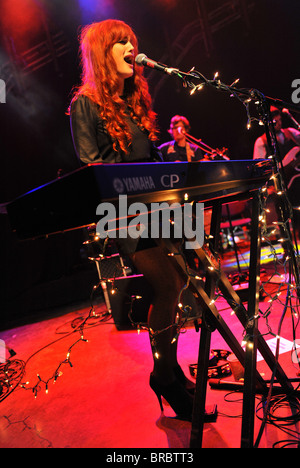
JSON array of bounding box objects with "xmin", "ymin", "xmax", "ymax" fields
[
  {"xmin": 159, "ymin": 115, "xmax": 204, "ymax": 161},
  {"xmin": 253, "ymin": 106, "xmax": 300, "ymax": 160},
  {"xmin": 69, "ymin": 20, "xmax": 194, "ymax": 421},
  {"xmin": 253, "ymin": 106, "xmax": 300, "ymax": 239}
]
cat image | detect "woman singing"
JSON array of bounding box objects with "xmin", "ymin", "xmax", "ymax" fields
[{"xmin": 69, "ymin": 19, "xmax": 194, "ymax": 421}]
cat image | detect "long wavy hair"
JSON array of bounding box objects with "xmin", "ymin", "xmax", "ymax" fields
[{"xmin": 71, "ymin": 19, "xmax": 158, "ymax": 155}]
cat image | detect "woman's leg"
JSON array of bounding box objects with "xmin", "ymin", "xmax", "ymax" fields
[{"xmin": 130, "ymin": 245, "xmax": 185, "ymax": 385}]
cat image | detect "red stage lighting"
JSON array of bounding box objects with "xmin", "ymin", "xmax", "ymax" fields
[
  {"xmin": 0, "ymin": 0, "xmax": 44, "ymax": 51},
  {"xmin": 154, "ymin": 0, "xmax": 179, "ymax": 9}
]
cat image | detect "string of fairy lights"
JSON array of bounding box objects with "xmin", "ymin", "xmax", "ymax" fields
[
  {"xmin": 91, "ymin": 172, "xmax": 300, "ymax": 362},
  {"xmin": 0, "ymin": 282, "xmax": 111, "ymax": 403},
  {"xmin": 4, "ymin": 175, "xmax": 298, "ymax": 392},
  {"xmin": 184, "ymin": 70, "xmax": 300, "ymax": 347},
  {"xmin": 1, "ymin": 167, "xmax": 299, "ymax": 375}
]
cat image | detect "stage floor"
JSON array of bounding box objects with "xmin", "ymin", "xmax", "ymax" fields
[{"xmin": 1, "ymin": 243, "xmax": 300, "ymax": 449}]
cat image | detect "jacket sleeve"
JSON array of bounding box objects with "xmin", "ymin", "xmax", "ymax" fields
[
  {"xmin": 70, "ymin": 95, "xmax": 117, "ymax": 164},
  {"xmin": 150, "ymin": 141, "xmax": 163, "ymax": 162}
]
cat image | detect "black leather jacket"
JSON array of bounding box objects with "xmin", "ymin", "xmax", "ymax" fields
[{"xmin": 70, "ymin": 94, "xmax": 162, "ymax": 165}]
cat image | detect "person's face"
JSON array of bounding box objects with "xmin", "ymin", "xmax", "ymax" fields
[
  {"xmin": 273, "ymin": 114, "xmax": 282, "ymax": 133},
  {"xmin": 111, "ymin": 38, "xmax": 135, "ymax": 80},
  {"xmin": 170, "ymin": 121, "xmax": 186, "ymax": 143}
]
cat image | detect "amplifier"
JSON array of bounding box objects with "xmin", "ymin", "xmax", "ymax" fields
[
  {"xmin": 106, "ymin": 274, "xmax": 152, "ymax": 330},
  {"xmin": 106, "ymin": 274, "xmax": 201, "ymax": 330}
]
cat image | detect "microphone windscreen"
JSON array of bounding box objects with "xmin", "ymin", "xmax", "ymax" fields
[{"xmin": 135, "ymin": 53, "xmax": 147, "ymax": 65}]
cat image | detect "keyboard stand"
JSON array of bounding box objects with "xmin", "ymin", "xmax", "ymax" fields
[{"xmin": 159, "ymin": 188, "xmax": 294, "ymax": 448}]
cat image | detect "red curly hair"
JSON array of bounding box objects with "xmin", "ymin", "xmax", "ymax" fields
[{"xmin": 72, "ymin": 19, "xmax": 158, "ymax": 155}]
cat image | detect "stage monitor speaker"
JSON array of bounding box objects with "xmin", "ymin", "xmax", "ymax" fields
[{"xmin": 107, "ymin": 275, "xmax": 152, "ymax": 330}]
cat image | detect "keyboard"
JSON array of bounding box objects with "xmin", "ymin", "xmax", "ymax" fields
[{"xmin": 6, "ymin": 159, "xmax": 273, "ymax": 239}]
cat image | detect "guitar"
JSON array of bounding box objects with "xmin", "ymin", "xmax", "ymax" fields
[{"xmin": 282, "ymin": 146, "xmax": 300, "ymax": 206}]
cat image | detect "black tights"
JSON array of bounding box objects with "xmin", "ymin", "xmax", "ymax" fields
[{"xmin": 130, "ymin": 244, "xmax": 185, "ymax": 385}]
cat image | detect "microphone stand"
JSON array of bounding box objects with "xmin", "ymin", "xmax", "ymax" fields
[
  {"xmin": 173, "ymin": 66, "xmax": 300, "ymax": 286},
  {"xmin": 165, "ymin": 65, "xmax": 300, "ymax": 448},
  {"xmin": 253, "ymin": 91, "xmax": 300, "ymax": 286},
  {"xmin": 282, "ymin": 108, "xmax": 300, "ymax": 130}
]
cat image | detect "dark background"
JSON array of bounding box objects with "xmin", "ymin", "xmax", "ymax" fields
[{"xmin": 1, "ymin": 0, "xmax": 299, "ymax": 328}]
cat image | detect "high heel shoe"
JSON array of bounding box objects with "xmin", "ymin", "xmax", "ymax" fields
[
  {"xmin": 173, "ymin": 364, "xmax": 195, "ymax": 394},
  {"xmin": 149, "ymin": 373, "xmax": 193, "ymax": 421}
]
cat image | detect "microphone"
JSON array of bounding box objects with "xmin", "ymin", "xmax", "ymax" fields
[
  {"xmin": 135, "ymin": 53, "xmax": 179, "ymax": 75},
  {"xmin": 282, "ymin": 108, "xmax": 291, "ymax": 115},
  {"xmin": 282, "ymin": 108, "xmax": 300, "ymax": 130}
]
